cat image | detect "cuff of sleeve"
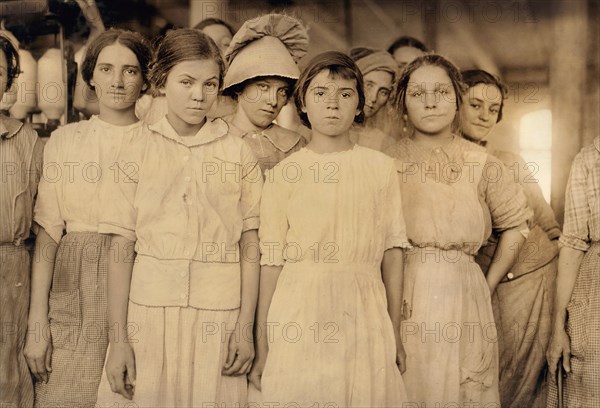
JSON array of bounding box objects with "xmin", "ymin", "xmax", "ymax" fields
[
  {"xmin": 385, "ymin": 235, "xmax": 413, "ymax": 251},
  {"xmin": 559, "ymin": 235, "xmax": 590, "ymax": 252},
  {"xmin": 33, "ymin": 220, "xmax": 63, "ymax": 244},
  {"xmin": 98, "ymin": 222, "xmax": 136, "ymax": 242},
  {"xmin": 242, "ymin": 216, "xmax": 260, "ymax": 233}
]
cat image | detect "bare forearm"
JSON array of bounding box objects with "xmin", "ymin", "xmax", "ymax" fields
[
  {"xmin": 486, "ymin": 224, "xmax": 527, "ymax": 292},
  {"xmin": 382, "ymin": 248, "xmax": 404, "ymax": 335},
  {"xmin": 256, "ymin": 264, "xmax": 283, "ymax": 356},
  {"xmin": 28, "ymin": 228, "xmax": 58, "ymax": 325},
  {"xmin": 239, "ymin": 230, "xmax": 260, "ymax": 324},
  {"xmin": 107, "ymin": 235, "xmax": 134, "ymax": 343},
  {"xmin": 553, "ymin": 246, "xmax": 584, "ymax": 331}
]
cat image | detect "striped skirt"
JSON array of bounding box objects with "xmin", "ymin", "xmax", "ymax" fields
[
  {"xmin": 34, "ymin": 232, "xmax": 110, "ymax": 408},
  {"xmin": 0, "ymin": 244, "xmax": 34, "ymax": 408}
]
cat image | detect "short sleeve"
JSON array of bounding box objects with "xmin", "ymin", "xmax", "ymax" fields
[
  {"xmin": 385, "ymin": 161, "xmax": 411, "ymax": 250},
  {"xmin": 560, "ymin": 152, "xmax": 591, "ymax": 251},
  {"xmin": 481, "ymin": 154, "xmax": 533, "ymax": 233},
  {"xmin": 240, "ymin": 142, "xmax": 263, "ymax": 232},
  {"xmin": 259, "ymin": 166, "xmax": 291, "ymax": 266},
  {"xmin": 33, "ymin": 131, "xmax": 65, "ymax": 243},
  {"xmin": 97, "ymin": 132, "xmax": 146, "ymax": 242}
]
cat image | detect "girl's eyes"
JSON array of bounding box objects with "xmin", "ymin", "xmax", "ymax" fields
[
  {"xmin": 277, "ymin": 88, "xmax": 288, "ymax": 97},
  {"xmin": 340, "ymin": 92, "xmax": 352, "ymax": 98},
  {"xmin": 379, "ymin": 89, "xmax": 390, "ymax": 98},
  {"xmin": 99, "ymin": 66, "xmax": 110, "ymax": 73},
  {"xmin": 410, "ymin": 91, "xmax": 423, "ymax": 97},
  {"xmin": 205, "ymin": 82, "xmax": 218, "ymax": 90},
  {"xmin": 257, "ymin": 83, "xmax": 269, "ymax": 91},
  {"xmin": 315, "ymin": 90, "xmax": 326, "ymax": 97},
  {"xmin": 181, "ymin": 79, "xmax": 192, "ymax": 86},
  {"xmin": 124, "ymin": 68, "xmax": 139, "ymax": 76}
]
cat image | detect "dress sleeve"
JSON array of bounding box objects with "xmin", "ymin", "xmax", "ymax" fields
[
  {"xmin": 501, "ymin": 151, "xmax": 561, "ymax": 240},
  {"xmin": 33, "ymin": 130, "xmax": 65, "ymax": 243},
  {"xmin": 384, "ymin": 160, "xmax": 411, "ymax": 250},
  {"xmin": 240, "ymin": 141, "xmax": 263, "ymax": 233},
  {"xmin": 97, "ymin": 132, "xmax": 145, "ymax": 242},
  {"xmin": 559, "ymin": 151, "xmax": 591, "ymax": 251},
  {"xmin": 259, "ymin": 165, "xmax": 291, "ymax": 266},
  {"xmin": 481, "ymin": 154, "xmax": 533, "ymax": 233}
]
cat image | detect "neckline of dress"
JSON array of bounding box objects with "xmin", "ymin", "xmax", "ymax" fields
[{"xmin": 302, "ymin": 143, "xmax": 359, "ymax": 156}]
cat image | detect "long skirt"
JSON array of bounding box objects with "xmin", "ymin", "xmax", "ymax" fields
[
  {"xmin": 401, "ymin": 247, "xmax": 500, "ymax": 407},
  {"xmin": 0, "ymin": 244, "xmax": 34, "ymax": 407},
  {"xmin": 260, "ymin": 263, "xmax": 407, "ymax": 407},
  {"xmin": 547, "ymin": 241, "xmax": 600, "ymax": 408},
  {"xmin": 493, "ymin": 257, "xmax": 556, "ymax": 408},
  {"xmin": 96, "ymin": 302, "xmax": 246, "ymax": 407},
  {"xmin": 34, "ymin": 232, "xmax": 110, "ymax": 408}
]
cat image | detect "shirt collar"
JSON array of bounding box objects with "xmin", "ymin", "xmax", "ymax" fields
[
  {"xmin": 0, "ymin": 114, "xmax": 24, "ymax": 139},
  {"xmin": 226, "ymin": 118, "xmax": 302, "ymax": 153},
  {"xmin": 149, "ymin": 116, "xmax": 229, "ymax": 147}
]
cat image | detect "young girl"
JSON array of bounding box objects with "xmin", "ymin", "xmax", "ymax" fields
[
  {"xmin": 24, "ymin": 29, "xmax": 152, "ymax": 406},
  {"xmin": 95, "ymin": 28, "xmax": 262, "ymax": 406},
  {"xmin": 222, "ymin": 13, "xmax": 307, "ymax": 174},
  {"xmin": 0, "ymin": 33, "xmax": 42, "ymax": 408},
  {"xmin": 385, "ymin": 55, "xmax": 532, "ymax": 406},
  {"xmin": 547, "ymin": 136, "xmax": 600, "ymax": 408},
  {"xmin": 348, "ymin": 47, "xmax": 397, "ymax": 152},
  {"xmin": 250, "ymin": 51, "xmax": 408, "ymax": 407},
  {"xmin": 460, "ymin": 69, "xmax": 560, "ymax": 408}
]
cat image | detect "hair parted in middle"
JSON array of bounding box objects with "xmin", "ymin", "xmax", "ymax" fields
[
  {"xmin": 293, "ymin": 51, "xmax": 365, "ymax": 129},
  {"xmin": 148, "ymin": 28, "xmax": 226, "ymax": 96},
  {"xmin": 81, "ymin": 29, "xmax": 153, "ymax": 92},
  {"xmin": 393, "ymin": 54, "xmax": 465, "ymax": 118}
]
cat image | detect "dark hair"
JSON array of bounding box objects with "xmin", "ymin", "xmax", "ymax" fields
[
  {"xmin": 387, "ymin": 36, "xmax": 429, "ymax": 55},
  {"xmin": 461, "ymin": 69, "xmax": 508, "ymax": 122},
  {"xmin": 149, "ymin": 28, "xmax": 225, "ymax": 95},
  {"xmin": 223, "ymin": 75, "xmax": 295, "ymax": 101},
  {"xmin": 294, "ymin": 51, "xmax": 365, "ymax": 129},
  {"xmin": 394, "ymin": 54, "xmax": 464, "ymax": 122},
  {"xmin": 0, "ymin": 36, "xmax": 19, "ymax": 91},
  {"xmin": 81, "ymin": 29, "xmax": 153, "ymax": 92},
  {"xmin": 193, "ymin": 18, "xmax": 235, "ymax": 37}
]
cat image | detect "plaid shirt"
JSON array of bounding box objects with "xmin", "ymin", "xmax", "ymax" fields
[{"xmin": 560, "ymin": 136, "xmax": 600, "ymax": 251}]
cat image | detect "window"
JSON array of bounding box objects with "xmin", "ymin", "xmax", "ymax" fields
[{"xmin": 519, "ymin": 109, "xmax": 552, "ymax": 202}]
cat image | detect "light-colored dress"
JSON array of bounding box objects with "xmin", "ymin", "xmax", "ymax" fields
[
  {"xmin": 259, "ymin": 145, "xmax": 409, "ymax": 407},
  {"xmin": 0, "ymin": 114, "xmax": 42, "ymax": 408},
  {"xmin": 547, "ymin": 136, "xmax": 600, "ymax": 408},
  {"xmin": 475, "ymin": 149, "xmax": 560, "ymax": 408},
  {"xmin": 95, "ymin": 117, "xmax": 263, "ymax": 407},
  {"xmin": 33, "ymin": 116, "xmax": 143, "ymax": 407},
  {"xmin": 385, "ymin": 136, "xmax": 532, "ymax": 407}
]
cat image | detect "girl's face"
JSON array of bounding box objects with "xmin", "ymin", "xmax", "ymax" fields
[
  {"xmin": 161, "ymin": 59, "xmax": 220, "ymax": 136},
  {"xmin": 91, "ymin": 43, "xmax": 145, "ymax": 113},
  {"xmin": 405, "ymin": 65, "xmax": 457, "ymax": 136},
  {"xmin": 202, "ymin": 24, "xmax": 232, "ymax": 55},
  {"xmin": 0, "ymin": 49, "xmax": 8, "ymax": 100},
  {"xmin": 363, "ymin": 70, "xmax": 393, "ymax": 118},
  {"xmin": 302, "ymin": 69, "xmax": 360, "ymax": 137},
  {"xmin": 393, "ymin": 46, "xmax": 425, "ymax": 72},
  {"xmin": 237, "ymin": 78, "xmax": 289, "ymax": 130},
  {"xmin": 460, "ymin": 83, "xmax": 502, "ymax": 141}
]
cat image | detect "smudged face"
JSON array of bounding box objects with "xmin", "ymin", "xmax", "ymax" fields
[{"xmin": 363, "ymin": 70, "xmax": 393, "ymax": 118}]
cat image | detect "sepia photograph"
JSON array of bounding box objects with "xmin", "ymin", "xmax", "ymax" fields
[{"xmin": 0, "ymin": 0, "xmax": 598, "ymax": 407}]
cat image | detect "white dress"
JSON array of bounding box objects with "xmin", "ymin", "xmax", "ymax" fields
[{"xmin": 258, "ymin": 145, "xmax": 409, "ymax": 407}]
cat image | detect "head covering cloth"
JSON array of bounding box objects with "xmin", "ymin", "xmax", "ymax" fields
[{"xmin": 223, "ymin": 13, "xmax": 308, "ymax": 91}]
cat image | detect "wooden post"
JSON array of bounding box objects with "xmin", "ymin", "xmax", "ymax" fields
[{"xmin": 550, "ymin": 0, "xmax": 588, "ymax": 226}]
